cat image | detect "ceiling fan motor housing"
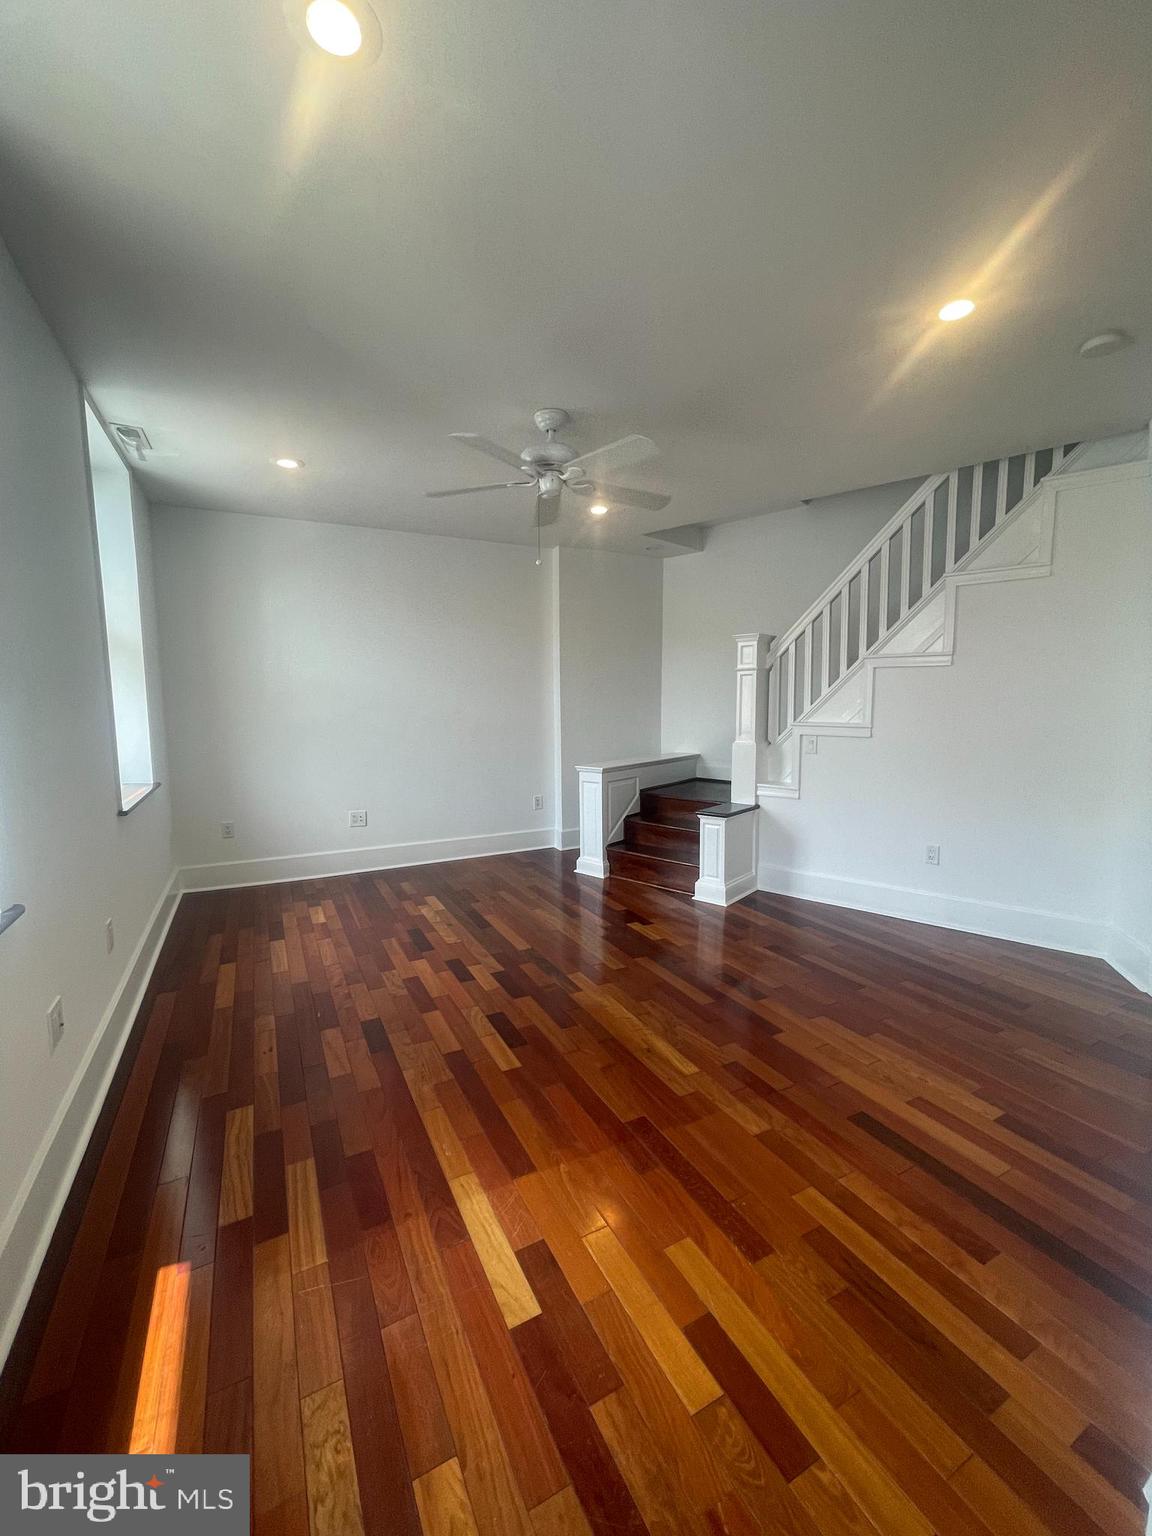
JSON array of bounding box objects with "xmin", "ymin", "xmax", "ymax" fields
[{"xmin": 520, "ymin": 442, "xmax": 576, "ymax": 466}]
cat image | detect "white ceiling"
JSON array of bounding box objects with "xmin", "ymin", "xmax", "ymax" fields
[{"xmin": 1, "ymin": 0, "xmax": 1149, "ymax": 554}]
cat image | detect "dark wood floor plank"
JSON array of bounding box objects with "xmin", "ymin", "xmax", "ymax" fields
[{"xmin": 2, "ymin": 855, "xmax": 1148, "ymax": 1536}]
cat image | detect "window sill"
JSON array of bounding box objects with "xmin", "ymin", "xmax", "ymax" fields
[{"xmin": 118, "ymin": 782, "xmax": 161, "ymax": 816}]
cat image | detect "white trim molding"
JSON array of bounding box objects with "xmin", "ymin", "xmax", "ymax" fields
[
  {"xmin": 0, "ymin": 869, "xmax": 181, "ymax": 1369},
  {"xmin": 574, "ymin": 754, "xmax": 699, "ymax": 879},
  {"xmin": 758, "ymin": 863, "xmax": 1134, "ymax": 970},
  {"xmin": 1105, "ymin": 927, "xmax": 1152, "ymax": 998},
  {"xmin": 759, "ymin": 862, "xmax": 1100, "ymax": 949},
  {"xmin": 181, "ymin": 827, "xmax": 557, "ymax": 891}
]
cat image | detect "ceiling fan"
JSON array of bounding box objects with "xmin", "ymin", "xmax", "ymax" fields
[{"xmin": 426, "ymin": 408, "xmax": 671, "ymax": 527}]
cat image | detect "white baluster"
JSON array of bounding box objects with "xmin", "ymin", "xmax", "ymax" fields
[
  {"xmin": 838, "ymin": 581, "xmax": 850, "ymax": 680},
  {"xmin": 802, "ymin": 622, "xmax": 814, "ymax": 715},
  {"xmin": 944, "ymin": 470, "xmax": 958, "ymax": 576},
  {"xmin": 859, "ymin": 559, "xmax": 870, "ymax": 657},
  {"xmin": 900, "ymin": 512, "xmax": 914, "ymax": 619},
  {"xmin": 1023, "ymin": 450, "xmax": 1036, "ymax": 498},
  {"xmin": 923, "ymin": 487, "xmax": 935, "ymax": 593},
  {"xmin": 970, "ymin": 464, "xmax": 984, "ymax": 550}
]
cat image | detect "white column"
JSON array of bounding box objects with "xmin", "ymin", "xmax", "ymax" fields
[
  {"xmin": 731, "ymin": 633, "xmax": 772, "ymax": 805},
  {"xmin": 575, "ymin": 767, "xmax": 610, "ymax": 878},
  {"xmin": 694, "ymin": 805, "xmax": 759, "ymax": 906}
]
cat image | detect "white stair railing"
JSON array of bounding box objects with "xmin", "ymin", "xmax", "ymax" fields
[{"xmin": 764, "ymin": 441, "xmax": 1080, "ymax": 742}]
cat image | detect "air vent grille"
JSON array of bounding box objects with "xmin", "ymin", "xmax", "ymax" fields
[{"xmin": 109, "ymin": 422, "xmax": 152, "ymax": 460}]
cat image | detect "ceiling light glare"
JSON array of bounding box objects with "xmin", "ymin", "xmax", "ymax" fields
[
  {"xmin": 274, "ymin": 457, "xmax": 304, "ymax": 470},
  {"xmin": 305, "ymin": 0, "xmax": 363, "ymax": 56},
  {"xmin": 938, "ymin": 298, "xmax": 976, "ymax": 323},
  {"xmin": 589, "ymin": 503, "xmax": 609, "ymax": 516}
]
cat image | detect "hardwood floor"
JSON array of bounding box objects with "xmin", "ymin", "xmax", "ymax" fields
[{"xmin": 3, "ymin": 850, "xmax": 1151, "ymax": 1536}]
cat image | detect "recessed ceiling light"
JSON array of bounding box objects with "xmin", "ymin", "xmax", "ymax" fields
[
  {"xmin": 286, "ymin": 0, "xmax": 381, "ymax": 62},
  {"xmin": 589, "ymin": 503, "xmax": 609, "ymax": 516},
  {"xmin": 274, "ymin": 457, "xmax": 304, "ymax": 470},
  {"xmin": 938, "ymin": 298, "xmax": 976, "ymax": 323},
  {"xmin": 305, "ymin": 0, "xmax": 362, "ymax": 55}
]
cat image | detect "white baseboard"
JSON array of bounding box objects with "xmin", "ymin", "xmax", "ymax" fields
[
  {"xmin": 1105, "ymin": 926, "xmax": 1152, "ymax": 997},
  {"xmin": 694, "ymin": 871, "xmax": 759, "ymax": 907},
  {"xmin": 0, "ymin": 869, "xmax": 182, "ymax": 1371},
  {"xmin": 553, "ymin": 827, "xmax": 581, "ymax": 852},
  {"xmin": 180, "ymin": 828, "xmax": 556, "ymax": 891},
  {"xmin": 758, "ymin": 863, "xmax": 1149, "ymax": 993}
]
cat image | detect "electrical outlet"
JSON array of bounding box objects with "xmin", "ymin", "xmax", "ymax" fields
[
  {"xmin": 349, "ymin": 810, "xmax": 368, "ymax": 829},
  {"xmin": 46, "ymin": 996, "xmax": 64, "ymax": 1054},
  {"xmin": 221, "ymin": 821, "xmax": 235, "ymax": 840},
  {"xmin": 925, "ymin": 844, "xmax": 941, "ymax": 866},
  {"xmin": 105, "ymin": 918, "xmax": 115, "ymax": 954},
  {"xmin": 803, "ymin": 736, "xmax": 818, "ymax": 755},
  {"xmin": 532, "ymin": 795, "xmax": 545, "ymax": 812}
]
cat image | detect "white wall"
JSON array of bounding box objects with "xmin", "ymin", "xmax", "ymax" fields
[
  {"xmin": 0, "ymin": 241, "xmax": 175, "ymax": 1362},
  {"xmin": 552, "ymin": 548, "xmax": 664, "ymax": 842},
  {"xmin": 154, "ymin": 508, "xmax": 663, "ymax": 883},
  {"xmin": 662, "ymin": 481, "xmax": 921, "ymax": 776},
  {"xmin": 758, "ymin": 459, "xmax": 1152, "ymax": 988}
]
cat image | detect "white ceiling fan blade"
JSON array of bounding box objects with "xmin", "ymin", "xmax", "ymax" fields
[
  {"xmin": 568, "ymin": 480, "xmax": 671, "ymax": 512},
  {"xmin": 535, "ymin": 491, "xmax": 561, "ymax": 528},
  {"xmin": 426, "ymin": 480, "xmax": 534, "ymax": 498},
  {"xmin": 565, "ymin": 434, "xmax": 658, "ymax": 476},
  {"xmin": 448, "ymin": 432, "xmax": 529, "ymax": 470}
]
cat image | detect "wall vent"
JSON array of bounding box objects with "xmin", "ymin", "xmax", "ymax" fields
[{"xmin": 109, "ymin": 422, "xmax": 152, "ymax": 461}]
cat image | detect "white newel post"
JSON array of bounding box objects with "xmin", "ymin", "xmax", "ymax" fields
[
  {"xmin": 575, "ymin": 754, "xmax": 700, "ymax": 880},
  {"xmin": 693, "ymin": 804, "xmax": 759, "ymax": 906},
  {"xmin": 731, "ymin": 632, "xmax": 772, "ymax": 805}
]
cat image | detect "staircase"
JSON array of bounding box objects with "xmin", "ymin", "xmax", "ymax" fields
[
  {"xmin": 746, "ymin": 438, "xmax": 1086, "ymax": 800},
  {"xmin": 606, "ymin": 778, "xmax": 731, "ymax": 892}
]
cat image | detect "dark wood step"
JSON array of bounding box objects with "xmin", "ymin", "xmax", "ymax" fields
[
  {"xmin": 640, "ymin": 778, "xmax": 732, "ymax": 828},
  {"xmin": 606, "ymin": 843, "xmax": 697, "ymax": 893},
  {"xmin": 620, "ymin": 814, "xmax": 699, "ymax": 860}
]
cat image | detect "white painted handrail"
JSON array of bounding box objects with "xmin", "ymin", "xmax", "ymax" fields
[{"xmin": 762, "ymin": 441, "xmax": 1083, "ymax": 744}]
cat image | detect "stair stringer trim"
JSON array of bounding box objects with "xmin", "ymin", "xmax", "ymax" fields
[{"xmin": 757, "ymin": 476, "xmax": 1061, "ymax": 801}]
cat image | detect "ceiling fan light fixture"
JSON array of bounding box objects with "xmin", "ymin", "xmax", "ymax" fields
[{"xmin": 428, "ymin": 409, "xmax": 671, "ymax": 519}]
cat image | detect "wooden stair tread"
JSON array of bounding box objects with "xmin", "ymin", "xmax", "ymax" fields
[
  {"xmin": 607, "ymin": 839, "xmax": 696, "ymax": 868},
  {"xmin": 639, "ymin": 779, "xmax": 732, "ymax": 833},
  {"xmin": 619, "ymin": 815, "xmax": 698, "ymax": 859},
  {"xmin": 643, "ymin": 778, "xmax": 731, "ymax": 804},
  {"xmin": 605, "ymin": 779, "xmax": 732, "ymax": 893},
  {"xmin": 606, "ymin": 843, "xmax": 697, "ymax": 894}
]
